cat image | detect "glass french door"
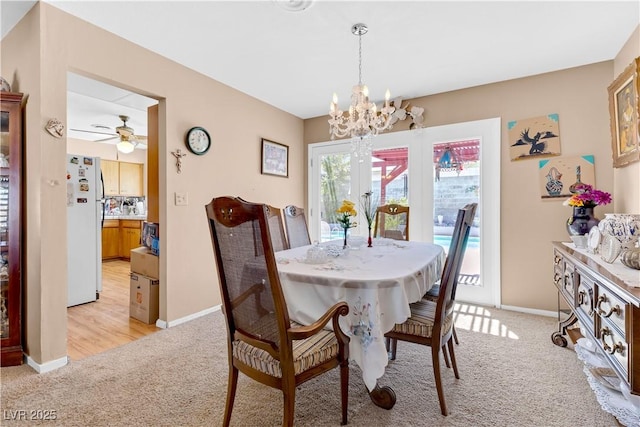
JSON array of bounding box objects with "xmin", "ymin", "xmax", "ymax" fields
[{"xmin": 309, "ymin": 118, "xmax": 501, "ymax": 307}]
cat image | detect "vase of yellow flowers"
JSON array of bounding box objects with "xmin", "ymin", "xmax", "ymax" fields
[
  {"xmin": 336, "ymin": 200, "xmax": 357, "ymax": 249},
  {"xmin": 360, "ymin": 191, "xmax": 377, "ymax": 247},
  {"xmin": 564, "ymin": 184, "xmax": 611, "ymax": 236}
]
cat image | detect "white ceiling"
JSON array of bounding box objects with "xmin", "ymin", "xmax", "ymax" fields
[{"xmin": 2, "ymin": 1, "xmax": 639, "ymax": 141}]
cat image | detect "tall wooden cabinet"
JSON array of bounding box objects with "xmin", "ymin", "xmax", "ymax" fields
[{"xmin": 0, "ymin": 92, "xmax": 23, "ymax": 366}]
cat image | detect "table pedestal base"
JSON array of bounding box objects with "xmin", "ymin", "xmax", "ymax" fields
[{"xmin": 368, "ymin": 384, "xmax": 396, "ymax": 409}]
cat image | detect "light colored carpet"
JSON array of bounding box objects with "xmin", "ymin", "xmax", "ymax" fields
[{"xmin": 1, "ymin": 304, "xmax": 619, "ymax": 426}]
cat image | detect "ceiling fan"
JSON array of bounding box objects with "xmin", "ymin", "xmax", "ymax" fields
[{"xmin": 70, "ymin": 114, "xmax": 147, "ymax": 153}]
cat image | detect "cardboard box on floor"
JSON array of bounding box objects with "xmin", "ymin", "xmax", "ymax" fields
[
  {"xmin": 130, "ymin": 246, "xmax": 158, "ymax": 279},
  {"xmin": 130, "ymin": 272, "xmax": 159, "ymax": 324}
]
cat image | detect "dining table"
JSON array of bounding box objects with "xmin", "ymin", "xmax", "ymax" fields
[{"xmin": 276, "ymin": 237, "xmax": 445, "ymax": 409}]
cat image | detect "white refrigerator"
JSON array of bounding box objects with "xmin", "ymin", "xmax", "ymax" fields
[{"xmin": 66, "ymin": 154, "xmax": 105, "ymax": 307}]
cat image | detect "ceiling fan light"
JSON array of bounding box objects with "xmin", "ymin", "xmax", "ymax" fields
[{"xmin": 117, "ymin": 140, "xmax": 135, "ymax": 154}]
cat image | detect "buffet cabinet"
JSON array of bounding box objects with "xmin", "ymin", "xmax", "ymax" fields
[
  {"xmin": 552, "ymin": 242, "xmax": 640, "ymax": 396},
  {"xmin": 0, "ymin": 92, "xmax": 23, "ymax": 366}
]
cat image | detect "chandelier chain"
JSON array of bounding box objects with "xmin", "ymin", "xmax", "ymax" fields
[{"xmin": 358, "ymin": 31, "xmax": 363, "ymax": 85}]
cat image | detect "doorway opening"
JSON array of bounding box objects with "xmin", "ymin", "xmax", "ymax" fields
[{"xmin": 66, "ymin": 72, "xmax": 160, "ymax": 360}]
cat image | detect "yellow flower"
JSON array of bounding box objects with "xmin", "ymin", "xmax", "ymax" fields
[
  {"xmin": 336, "ymin": 200, "xmax": 357, "ymax": 228},
  {"xmin": 336, "ymin": 200, "xmax": 357, "ymax": 216}
]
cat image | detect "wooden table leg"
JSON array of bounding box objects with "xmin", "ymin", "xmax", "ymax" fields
[{"xmin": 368, "ymin": 384, "xmax": 397, "ymax": 409}]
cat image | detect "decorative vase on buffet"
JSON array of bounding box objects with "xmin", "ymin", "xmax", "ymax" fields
[
  {"xmin": 598, "ymin": 214, "xmax": 640, "ymax": 250},
  {"xmin": 343, "ymin": 227, "xmax": 349, "ymax": 249},
  {"xmin": 564, "ymin": 183, "xmax": 611, "ymax": 237},
  {"xmin": 566, "ymin": 206, "xmax": 600, "ymax": 236}
]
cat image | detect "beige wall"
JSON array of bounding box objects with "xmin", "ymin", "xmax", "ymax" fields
[
  {"xmin": 1, "ymin": 3, "xmax": 304, "ymax": 365},
  {"xmin": 305, "ymin": 61, "xmax": 619, "ymax": 312}
]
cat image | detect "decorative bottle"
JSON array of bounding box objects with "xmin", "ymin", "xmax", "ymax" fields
[{"xmin": 569, "ymin": 166, "xmax": 582, "ymax": 194}]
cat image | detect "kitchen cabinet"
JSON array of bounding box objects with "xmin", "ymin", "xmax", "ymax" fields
[
  {"xmin": 101, "ymin": 219, "xmax": 120, "ymax": 260},
  {"xmin": 101, "ymin": 160, "xmax": 143, "ymax": 197},
  {"xmin": 118, "ymin": 162, "xmax": 143, "ymax": 196},
  {"xmin": 120, "ymin": 220, "xmax": 142, "ymax": 259},
  {"xmin": 101, "ymin": 160, "xmax": 119, "ymax": 196},
  {"xmin": 0, "ymin": 92, "xmax": 23, "ymax": 366}
]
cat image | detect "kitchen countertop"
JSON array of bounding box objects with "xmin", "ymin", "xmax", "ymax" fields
[{"xmin": 105, "ymin": 215, "xmax": 147, "ymax": 220}]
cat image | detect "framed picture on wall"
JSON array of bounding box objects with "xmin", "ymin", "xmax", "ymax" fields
[
  {"xmin": 608, "ymin": 57, "xmax": 640, "ymax": 168},
  {"xmin": 539, "ymin": 155, "xmax": 596, "ymax": 199},
  {"xmin": 261, "ymin": 138, "xmax": 289, "ymax": 177},
  {"xmin": 507, "ymin": 114, "xmax": 561, "ymax": 161}
]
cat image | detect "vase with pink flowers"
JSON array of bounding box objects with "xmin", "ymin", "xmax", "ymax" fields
[{"xmin": 564, "ymin": 184, "xmax": 612, "ymax": 236}]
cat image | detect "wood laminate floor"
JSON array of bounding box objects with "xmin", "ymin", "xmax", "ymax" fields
[{"xmin": 67, "ymin": 259, "xmax": 160, "ymax": 361}]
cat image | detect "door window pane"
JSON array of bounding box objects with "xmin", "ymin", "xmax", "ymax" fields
[
  {"xmin": 319, "ymin": 153, "xmax": 351, "ymax": 242},
  {"xmin": 433, "ymin": 140, "xmax": 480, "ymax": 286}
]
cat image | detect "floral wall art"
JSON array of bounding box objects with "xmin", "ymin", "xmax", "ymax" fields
[
  {"xmin": 508, "ymin": 114, "xmax": 561, "ymax": 161},
  {"xmin": 539, "ymin": 155, "xmax": 596, "ymax": 200}
]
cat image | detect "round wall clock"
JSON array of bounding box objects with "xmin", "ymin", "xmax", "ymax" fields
[{"xmin": 185, "ymin": 126, "xmax": 211, "ymax": 155}]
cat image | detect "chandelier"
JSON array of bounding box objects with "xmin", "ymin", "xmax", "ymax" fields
[{"xmin": 329, "ymin": 23, "xmax": 394, "ymax": 159}]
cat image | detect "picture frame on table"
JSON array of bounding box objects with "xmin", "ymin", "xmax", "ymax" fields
[
  {"xmin": 261, "ymin": 138, "xmax": 289, "ymax": 177},
  {"xmin": 607, "ymin": 57, "xmax": 640, "ymax": 168}
]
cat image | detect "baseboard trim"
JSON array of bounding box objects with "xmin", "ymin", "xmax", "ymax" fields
[
  {"xmin": 25, "ymin": 355, "xmax": 69, "ymax": 373},
  {"xmin": 500, "ymin": 304, "xmax": 557, "ymax": 318},
  {"xmin": 155, "ymin": 304, "xmax": 221, "ymax": 329}
]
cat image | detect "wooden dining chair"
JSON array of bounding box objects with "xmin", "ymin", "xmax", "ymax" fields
[
  {"xmin": 266, "ymin": 204, "xmax": 289, "ymax": 251},
  {"xmin": 283, "ymin": 205, "xmax": 311, "ymax": 248},
  {"xmin": 422, "ymin": 206, "xmax": 477, "ymax": 346},
  {"xmin": 205, "ymin": 196, "xmax": 350, "ymax": 427},
  {"xmin": 384, "ymin": 203, "xmax": 477, "ymax": 416},
  {"xmin": 373, "ymin": 204, "xmax": 410, "ymax": 240}
]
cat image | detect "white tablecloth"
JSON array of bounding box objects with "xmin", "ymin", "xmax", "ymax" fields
[{"xmin": 276, "ymin": 238, "xmax": 445, "ymax": 391}]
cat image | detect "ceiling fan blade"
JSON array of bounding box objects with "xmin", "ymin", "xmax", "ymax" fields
[
  {"xmin": 69, "ymin": 128, "xmax": 117, "ymax": 137},
  {"xmin": 96, "ymin": 135, "xmax": 119, "ymax": 142}
]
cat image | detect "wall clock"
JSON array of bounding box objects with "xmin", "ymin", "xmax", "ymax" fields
[{"xmin": 185, "ymin": 126, "xmax": 211, "ymax": 155}]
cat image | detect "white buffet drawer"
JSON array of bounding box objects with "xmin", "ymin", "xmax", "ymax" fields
[
  {"xmin": 596, "ymin": 286, "xmax": 627, "ymax": 336},
  {"xmin": 598, "ymin": 316, "xmax": 628, "ymax": 378}
]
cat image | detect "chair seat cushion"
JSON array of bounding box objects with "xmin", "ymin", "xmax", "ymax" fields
[
  {"xmin": 390, "ymin": 299, "xmax": 454, "ymax": 338},
  {"xmin": 232, "ymin": 321, "xmax": 340, "ymax": 378}
]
